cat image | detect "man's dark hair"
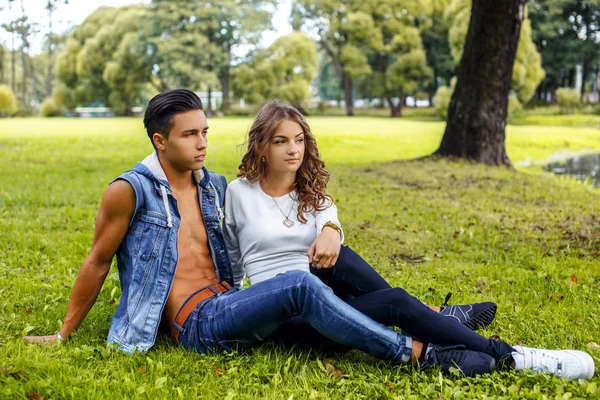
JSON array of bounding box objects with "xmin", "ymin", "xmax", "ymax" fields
[{"xmin": 143, "ymin": 89, "xmax": 203, "ymax": 149}]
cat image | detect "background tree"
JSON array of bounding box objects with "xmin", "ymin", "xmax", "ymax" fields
[
  {"xmin": 145, "ymin": 0, "xmax": 274, "ymax": 112},
  {"xmin": 364, "ymin": 1, "xmax": 433, "ymax": 117},
  {"xmin": 56, "ymin": 5, "xmax": 151, "ymax": 114},
  {"xmin": 529, "ymin": 0, "xmax": 600, "ymax": 101},
  {"xmin": 293, "ymin": 0, "xmax": 374, "ymax": 116},
  {"xmin": 421, "ymin": 0, "xmax": 455, "ymax": 104},
  {"xmin": 447, "ymin": 0, "xmax": 545, "ymax": 104},
  {"xmin": 44, "ymin": 0, "xmax": 69, "ymax": 98},
  {"xmin": 435, "ymin": 0, "xmax": 528, "ymax": 165},
  {"xmin": 232, "ymin": 32, "xmax": 317, "ymax": 112}
]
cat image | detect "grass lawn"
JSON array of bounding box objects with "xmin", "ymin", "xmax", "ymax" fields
[{"xmin": 1, "ymin": 117, "xmax": 599, "ymax": 399}]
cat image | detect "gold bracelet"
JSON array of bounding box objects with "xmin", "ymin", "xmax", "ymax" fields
[{"xmin": 322, "ymin": 221, "xmax": 343, "ymax": 240}]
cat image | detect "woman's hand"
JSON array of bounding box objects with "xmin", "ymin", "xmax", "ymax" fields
[{"xmin": 308, "ymin": 226, "xmax": 342, "ymax": 269}]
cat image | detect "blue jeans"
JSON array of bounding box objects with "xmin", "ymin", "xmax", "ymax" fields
[
  {"xmin": 177, "ymin": 270, "xmax": 413, "ymax": 363},
  {"xmin": 271, "ymin": 246, "xmax": 514, "ymax": 364}
]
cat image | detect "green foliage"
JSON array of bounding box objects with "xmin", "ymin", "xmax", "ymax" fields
[
  {"xmin": 0, "ymin": 84, "xmax": 17, "ymax": 116},
  {"xmin": 508, "ymin": 93, "xmax": 523, "ymax": 117},
  {"xmin": 56, "ymin": 5, "xmax": 151, "ymax": 114},
  {"xmin": 1, "ymin": 117, "xmax": 600, "ymax": 397},
  {"xmin": 447, "ymin": 0, "xmax": 545, "ymax": 104},
  {"xmin": 40, "ymin": 97, "xmax": 62, "ymax": 117},
  {"xmin": 52, "ymin": 87, "xmax": 74, "ymax": 110},
  {"xmin": 529, "ymin": 0, "xmax": 600, "ymax": 99},
  {"xmin": 232, "ymin": 32, "xmax": 317, "ymax": 107},
  {"xmin": 143, "ymin": 0, "xmax": 275, "ymax": 111},
  {"xmin": 556, "ymin": 87, "xmax": 581, "ymax": 114},
  {"xmin": 433, "ymin": 85, "xmax": 452, "ymax": 118}
]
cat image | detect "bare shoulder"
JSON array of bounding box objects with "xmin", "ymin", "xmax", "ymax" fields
[{"xmin": 100, "ymin": 179, "xmax": 136, "ymax": 218}]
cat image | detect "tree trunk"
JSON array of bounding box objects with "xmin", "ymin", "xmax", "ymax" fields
[
  {"xmin": 30, "ymin": 55, "xmax": 37, "ymax": 104},
  {"xmin": 220, "ymin": 65, "xmax": 230, "ymax": 112},
  {"xmin": 11, "ymin": 33, "xmax": 16, "ymax": 92},
  {"xmin": 435, "ymin": 0, "xmax": 526, "ymax": 166},
  {"xmin": 387, "ymin": 96, "xmax": 403, "ymax": 118},
  {"xmin": 205, "ymin": 87, "xmax": 213, "ymax": 117},
  {"xmin": 45, "ymin": 9, "xmax": 54, "ymax": 98},
  {"xmin": 20, "ymin": 46, "xmax": 27, "ymax": 110},
  {"xmin": 581, "ymin": 60, "xmax": 588, "ymax": 100},
  {"xmin": 342, "ymin": 72, "xmax": 354, "ymax": 116}
]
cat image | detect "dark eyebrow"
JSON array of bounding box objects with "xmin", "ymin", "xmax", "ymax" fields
[
  {"xmin": 295, "ymin": 132, "xmax": 304, "ymax": 137},
  {"xmin": 182, "ymin": 129, "xmax": 198, "ymax": 134}
]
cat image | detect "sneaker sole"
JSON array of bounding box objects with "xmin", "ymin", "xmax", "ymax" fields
[{"xmin": 464, "ymin": 303, "xmax": 497, "ymax": 331}]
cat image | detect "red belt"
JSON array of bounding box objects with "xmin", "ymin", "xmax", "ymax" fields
[{"xmin": 170, "ymin": 281, "xmax": 232, "ymax": 344}]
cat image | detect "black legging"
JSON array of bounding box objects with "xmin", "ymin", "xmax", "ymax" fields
[{"xmin": 269, "ymin": 245, "xmax": 513, "ymax": 364}]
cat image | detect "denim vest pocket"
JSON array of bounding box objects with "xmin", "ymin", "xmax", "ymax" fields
[{"xmin": 127, "ymin": 211, "xmax": 169, "ymax": 321}]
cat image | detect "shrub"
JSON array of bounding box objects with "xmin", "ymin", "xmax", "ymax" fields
[
  {"xmin": 40, "ymin": 97, "xmax": 62, "ymax": 117},
  {"xmin": 555, "ymin": 87, "xmax": 580, "ymax": 114},
  {"xmin": 0, "ymin": 84, "xmax": 17, "ymax": 116},
  {"xmin": 433, "ymin": 86, "xmax": 452, "ymax": 119},
  {"xmin": 508, "ymin": 94, "xmax": 522, "ymax": 117}
]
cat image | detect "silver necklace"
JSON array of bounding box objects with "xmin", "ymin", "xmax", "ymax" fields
[{"xmin": 262, "ymin": 180, "xmax": 296, "ymax": 228}]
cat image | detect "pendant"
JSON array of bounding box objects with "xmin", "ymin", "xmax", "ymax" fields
[{"xmin": 282, "ymin": 218, "xmax": 295, "ymax": 228}]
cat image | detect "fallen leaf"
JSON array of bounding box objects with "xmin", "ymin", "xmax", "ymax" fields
[
  {"xmin": 385, "ymin": 382, "xmax": 395, "ymax": 392},
  {"xmin": 399, "ymin": 254, "xmax": 428, "ymax": 264},
  {"xmin": 25, "ymin": 306, "xmax": 32, "ymax": 313},
  {"xmin": 587, "ymin": 342, "xmax": 599, "ymax": 351},
  {"xmin": 138, "ymin": 365, "xmax": 146, "ymax": 374},
  {"xmin": 211, "ymin": 365, "xmax": 227, "ymax": 375},
  {"xmin": 475, "ymin": 279, "xmax": 486, "ymax": 289},
  {"xmin": 331, "ymin": 369, "xmax": 343, "ymax": 378},
  {"xmin": 568, "ymin": 274, "xmax": 579, "ymax": 285},
  {"xmin": 2, "ymin": 368, "xmax": 28, "ymax": 380},
  {"xmin": 26, "ymin": 393, "xmax": 43, "ymax": 400}
]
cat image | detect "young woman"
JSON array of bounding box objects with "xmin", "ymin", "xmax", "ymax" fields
[{"xmin": 223, "ymin": 100, "xmax": 595, "ymax": 380}]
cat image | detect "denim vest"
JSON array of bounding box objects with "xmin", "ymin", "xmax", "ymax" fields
[{"xmin": 106, "ymin": 152, "xmax": 231, "ymax": 353}]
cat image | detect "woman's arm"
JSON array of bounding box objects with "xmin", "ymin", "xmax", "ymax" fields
[
  {"xmin": 309, "ymin": 199, "xmax": 344, "ymax": 269},
  {"xmin": 223, "ymin": 185, "xmax": 245, "ymax": 288}
]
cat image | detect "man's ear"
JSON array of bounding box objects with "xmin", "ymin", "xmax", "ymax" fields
[{"xmin": 152, "ymin": 133, "xmax": 166, "ymax": 150}]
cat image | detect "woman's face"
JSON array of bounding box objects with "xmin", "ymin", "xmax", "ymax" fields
[{"xmin": 264, "ymin": 119, "xmax": 305, "ymax": 175}]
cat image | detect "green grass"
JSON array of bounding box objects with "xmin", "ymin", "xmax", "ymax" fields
[{"xmin": 1, "ymin": 117, "xmax": 600, "ymax": 399}]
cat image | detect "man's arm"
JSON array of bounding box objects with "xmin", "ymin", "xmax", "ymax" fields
[{"xmin": 24, "ymin": 180, "xmax": 135, "ymax": 344}]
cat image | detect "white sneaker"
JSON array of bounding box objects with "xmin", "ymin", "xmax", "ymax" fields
[{"xmin": 512, "ymin": 345, "xmax": 595, "ymax": 380}]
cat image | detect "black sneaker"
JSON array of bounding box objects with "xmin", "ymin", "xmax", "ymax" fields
[
  {"xmin": 421, "ymin": 344, "xmax": 496, "ymax": 376},
  {"xmin": 439, "ymin": 292, "xmax": 497, "ymax": 330}
]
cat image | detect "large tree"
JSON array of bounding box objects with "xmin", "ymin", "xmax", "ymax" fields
[
  {"xmin": 447, "ymin": 0, "xmax": 545, "ymax": 104},
  {"xmin": 435, "ymin": 0, "xmax": 527, "ymax": 166}
]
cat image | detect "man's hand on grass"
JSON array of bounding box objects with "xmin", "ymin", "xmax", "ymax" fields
[{"xmin": 23, "ymin": 335, "xmax": 60, "ymax": 345}]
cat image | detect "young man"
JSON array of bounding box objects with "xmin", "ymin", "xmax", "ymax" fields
[{"xmin": 25, "ymin": 90, "xmax": 594, "ymax": 380}]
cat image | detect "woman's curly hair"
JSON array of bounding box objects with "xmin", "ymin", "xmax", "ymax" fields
[{"xmin": 237, "ymin": 100, "xmax": 331, "ymax": 223}]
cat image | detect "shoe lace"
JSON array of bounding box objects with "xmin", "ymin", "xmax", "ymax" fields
[
  {"xmin": 442, "ymin": 292, "xmax": 453, "ymax": 308},
  {"xmin": 528, "ymin": 348, "xmax": 560, "ymax": 374}
]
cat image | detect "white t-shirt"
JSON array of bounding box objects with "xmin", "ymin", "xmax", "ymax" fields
[{"xmin": 224, "ymin": 178, "xmax": 343, "ymax": 288}]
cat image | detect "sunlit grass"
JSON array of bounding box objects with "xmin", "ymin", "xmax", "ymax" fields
[{"xmin": 1, "ymin": 117, "xmax": 599, "ymax": 398}]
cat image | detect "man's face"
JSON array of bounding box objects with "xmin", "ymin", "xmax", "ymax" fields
[{"xmin": 155, "ymin": 109, "xmax": 208, "ymax": 172}]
